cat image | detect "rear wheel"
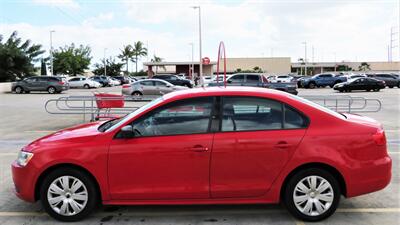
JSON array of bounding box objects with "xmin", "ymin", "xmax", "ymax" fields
[
  {"xmin": 40, "ymin": 168, "xmax": 98, "ymax": 222},
  {"xmin": 84, "ymin": 84, "xmax": 90, "ymax": 89},
  {"xmin": 47, "ymin": 86, "xmax": 56, "ymax": 94},
  {"xmin": 308, "ymin": 82, "xmax": 316, "ymax": 89},
  {"xmin": 132, "ymin": 91, "xmax": 142, "ymax": 98},
  {"xmin": 283, "ymin": 168, "xmax": 340, "ymax": 222},
  {"xmin": 14, "ymin": 86, "xmax": 23, "ymax": 94}
]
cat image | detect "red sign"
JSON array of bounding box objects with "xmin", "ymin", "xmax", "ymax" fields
[{"xmin": 202, "ymin": 57, "xmax": 210, "ymax": 65}]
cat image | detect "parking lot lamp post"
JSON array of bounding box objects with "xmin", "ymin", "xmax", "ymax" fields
[
  {"xmin": 192, "ymin": 6, "xmax": 203, "ymax": 86},
  {"xmin": 104, "ymin": 48, "xmax": 107, "ymax": 76},
  {"xmin": 302, "ymin": 42, "xmax": 307, "ymax": 76},
  {"xmin": 50, "ymin": 30, "xmax": 55, "ymax": 76},
  {"xmin": 189, "ymin": 42, "xmax": 194, "ymax": 82}
]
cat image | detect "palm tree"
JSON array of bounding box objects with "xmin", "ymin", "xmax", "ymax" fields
[
  {"xmin": 118, "ymin": 45, "xmax": 133, "ymax": 74},
  {"xmin": 150, "ymin": 55, "xmax": 166, "ymax": 74},
  {"xmin": 131, "ymin": 41, "xmax": 148, "ymax": 73}
]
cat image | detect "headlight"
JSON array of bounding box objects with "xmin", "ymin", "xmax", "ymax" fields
[{"xmin": 16, "ymin": 151, "xmax": 34, "ymax": 167}]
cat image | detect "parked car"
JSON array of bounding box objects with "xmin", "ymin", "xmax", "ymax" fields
[
  {"xmin": 300, "ymin": 73, "xmax": 346, "ymax": 88},
  {"xmin": 68, "ymin": 77, "xmax": 101, "ymax": 89},
  {"xmin": 333, "ymin": 77, "xmax": 385, "ymax": 92},
  {"xmin": 153, "ymin": 74, "xmax": 193, "ymax": 88},
  {"xmin": 12, "ymin": 87, "xmax": 391, "ymax": 222},
  {"xmin": 275, "ymin": 75, "xmax": 293, "ymax": 83},
  {"xmin": 90, "ymin": 76, "xmax": 109, "ymax": 87},
  {"xmin": 122, "ymin": 79, "xmax": 188, "ymax": 97},
  {"xmin": 366, "ymin": 73, "xmax": 400, "ymax": 88},
  {"xmin": 113, "ymin": 76, "xmax": 130, "ymax": 85},
  {"xmin": 208, "ymin": 73, "xmax": 298, "ymax": 95},
  {"xmin": 11, "ymin": 76, "xmax": 69, "ymax": 94}
]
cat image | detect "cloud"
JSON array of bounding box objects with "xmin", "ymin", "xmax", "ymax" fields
[
  {"xmin": 32, "ymin": 0, "xmax": 80, "ymax": 9},
  {"xmin": 83, "ymin": 12, "xmax": 114, "ymax": 26}
]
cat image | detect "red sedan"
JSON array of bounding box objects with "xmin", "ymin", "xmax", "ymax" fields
[{"xmin": 11, "ymin": 87, "xmax": 391, "ymax": 222}]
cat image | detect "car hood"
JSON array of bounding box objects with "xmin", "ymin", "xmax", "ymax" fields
[{"xmin": 23, "ymin": 121, "xmax": 104, "ymax": 152}]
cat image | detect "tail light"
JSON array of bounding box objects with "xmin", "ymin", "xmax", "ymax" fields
[
  {"xmin": 372, "ymin": 129, "xmax": 386, "ymax": 146},
  {"xmin": 58, "ymin": 81, "xmax": 65, "ymax": 85},
  {"xmin": 122, "ymin": 84, "xmax": 130, "ymax": 89}
]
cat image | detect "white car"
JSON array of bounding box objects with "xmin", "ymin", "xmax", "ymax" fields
[
  {"xmin": 275, "ymin": 75, "xmax": 293, "ymax": 83},
  {"xmin": 68, "ymin": 77, "xmax": 101, "ymax": 89},
  {"xmin": 108, "ymin": 77, "xmax": 121, "ymax": 86},
  {"xmin": 266, "ymin": 75, "xmax": 277, "ymax": 82}
]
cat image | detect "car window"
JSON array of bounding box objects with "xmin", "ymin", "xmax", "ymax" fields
[
  {"xmin": 221, "ymin": 97, "xmax": 283, "ymax": 131},
  {"xmin": 155, "ymin": 81, "xmax": 167, "ymax": 86},
  {"xmin": 131, "ymin": 97, "xmax": 213, "ymax": 136},
  {"xmin": 246, "ymin": 75, "xmax": 260, "ymax": 83},
  {"xmin": 284, "ymin": 105, "xmax": 308, "ymax": 129},
  {"xmin": 140, "ymin": 81, "xmax": 154, "ymax": 86},
  {"xmin": 229, "ymin": 75, "xmax": 245, "ymax": 82},
  {"xmin": 170, "ymin": 76, "xmax": 178, "ymax": 80},
  {"xmin": 25, "ymin": 77, "xmax": 38, "ymax": 82},
  {"xmin": 69, "ymin": 78, "xmax": 80, "ymax": 82},
  {"xmin": 320, "ymin": 74, "xmax": 333, "ymax": 78}
]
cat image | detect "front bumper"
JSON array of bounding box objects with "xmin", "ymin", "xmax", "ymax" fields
[{"xmin": 11, "ymin": 161, "xmax": 37, "ymax": 202}]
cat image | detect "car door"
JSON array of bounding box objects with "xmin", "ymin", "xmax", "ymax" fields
[
  {"xmin": 108, "ymin": 97, "xmax": 215, "ymax": 200},
  {"xmin": 211, "ymin": 96, "xmax": 307, "ymax": 198},
  {"xmin": 245, "ymin": 74, "xmax": 261, "ymax": 87},
  {"xmin": 69, "ymin": 78, "xmax": 80, "ymax": 87},
  {"xmin": 228, "ymin": 74, "xmax": 245, "ymax": 86},
  {"xmin": 139, "ymin": 80, "xmax": 157, "ymax": 95},
  {"xmin": 154, "ymin": 80, "xmax": 171, "ymax": 95},
  {"xmin": 23, "ymin": 77, "xmax": 38, "ymax": 90}
]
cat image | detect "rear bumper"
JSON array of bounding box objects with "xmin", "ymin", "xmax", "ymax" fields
[
  {"xmin": 346, "ymin": 156, "xmax": 392, "ymax": 198},
  {"xmin": 11, "ymin": 161, "xmax": 37, "ymax": 202}
]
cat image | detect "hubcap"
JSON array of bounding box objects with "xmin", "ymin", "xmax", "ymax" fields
[
  {"xmin": 47, "ymin": 176, "xmax": 88, "ymax": 216},
  {"xmin": 293, "ymin": 175, "xmax": 334, "ymax": 217}
]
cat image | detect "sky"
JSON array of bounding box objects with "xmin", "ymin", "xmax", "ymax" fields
[{"xmin": 0, "ymin": 0, "xmax": 399, "ymax": 71}]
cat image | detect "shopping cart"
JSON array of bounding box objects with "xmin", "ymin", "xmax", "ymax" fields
[{"xmin": 94, "ymin": 93, "xmax": 125, "ymax": 120}]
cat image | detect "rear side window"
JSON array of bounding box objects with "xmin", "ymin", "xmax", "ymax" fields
[
  {"xmin": 229, "ymin": 75, "xmax": 245, "ymax": 82},
  {"xmin": 246, "ymin": 75, "xmax": 260, "ymax": 83},
  {"xmin": 140, "ymin": 81, "xmax": 154, "ymax": 86},
  {"xmin": 284, "ymin": 105, "xmax": 308, "ymax": 128},
  {"xmin": 221, "ymin": 97, "xmax": 283, "ymax": 131}
]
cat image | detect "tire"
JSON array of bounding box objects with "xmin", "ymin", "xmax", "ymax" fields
[
  {"xmin": 40, "ymin": 167, "xmax": 98, "ymax": 222},
  {"xmin": 47, "ymin": 86, "xmax": 56, "ymax": 94},
  {"xmin": 14, "ymin": 86, "xmax": 24, "ymax": 94},
  {"xmin": 283, "ymin": 168, "xmax": 341, "ymax": 222},
  {"xmin": 388, "ymin": 86, "xmax": 394, "ymax": 88},
  {"xmin": 186, "ymin": 83, "xmax": 192, "ymax": 88},
  {"xmin": 84, "ymin": 84, "xmax": 90, "ymax": 89},
  {"xmin": 308, "ymin": 82, "xmax": 316, "ymax": 89},
  {"xmin": 339, "ymin": 90, "xmax": 344, "ymax": 93},
  {"xmin": 132, "ymin": 91, "xmax": 143, "ymax": 98},
  {"xmin": 366, "ymin": 89, "xmax": 371, "ymax": 92},
  {"xmin": 397, "ymin": 83, "xmax": 400, "ymax": 88}
]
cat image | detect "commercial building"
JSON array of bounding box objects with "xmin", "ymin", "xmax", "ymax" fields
[{"xmin": 144, "ymin": 58, "xmax": 399, "ymax": 76}]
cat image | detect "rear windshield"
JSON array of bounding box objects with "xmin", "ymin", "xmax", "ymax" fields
[{"xmin": 288, "ymin": 95, "xmax": 346, "ymax": 119}]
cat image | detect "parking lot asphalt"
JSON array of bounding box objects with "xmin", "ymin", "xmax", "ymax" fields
[{"xmin": 0, "ymin": 86, "xmax": 399, "ymax": 225}]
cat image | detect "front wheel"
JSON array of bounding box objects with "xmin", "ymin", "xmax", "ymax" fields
[
  {"xmin": 283, "ymin": 168, "xmax": 340, "ymax": 222},
  {"xmin": 84, "ymin": 84, "xmax": 90, "ymax": 89},
  {"xmin": 14, "ymin": 86, "xmax": 24, "ymax": 94},
  {"xmin": 308, "ymin": 82, "xmax": 316, "ymax": 89},
  {"xmin": 40, "ymin": 168, "xmax": 98, "ymax": 222}
]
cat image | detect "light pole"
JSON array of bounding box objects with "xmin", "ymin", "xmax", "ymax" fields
[
  {"xmin": 192, "ymin": 6, "xmax": 203, "ymax": 86},
  {"xmin": 189, "ymin": 42, "xmax": 194, "ymax": 82},
  {"xmin": 104, "ymin": 48, "xmax": 107, "ymax": 76},
  {"xmin": 302, "ymin": 42, "xmax": 307, "ymax": 76},
  {"xmin": 50, "ymin": 30, "xmax": 55, "ymax": 75}
]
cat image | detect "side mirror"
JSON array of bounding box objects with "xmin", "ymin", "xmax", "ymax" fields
[
  {"xmin": 118, "ymin": 125, "xmax": 135, "ymax": 138},
  {"xmin": 166, "ymin": 84, "xmax": 172, "ymax": 87},
  {"xmin": 227, "ymin": 80, "xmax": 232, "ymax": 83}
]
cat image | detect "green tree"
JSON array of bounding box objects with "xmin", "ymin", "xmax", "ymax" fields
[
  {"xmin": 0, "ymin": 31, "xmax": 45, "ymax": 82},
  {"xmin": 52, "ymin": 43, "xmax": 92, "ymax": 76},
  {"xmin": 40, "ymin": 58, "xmax": 47, "ymax": 75},
  {"xmin": 118, "ymin": 45, "xmax": 133, "ymax": 74},
  {"xmin": 132, "ymin": 41, "xmax": 147, "ymax": 73},
  {"xmin": 337, "ymin": 64, "xmax": 353, "ymax": 72},
  {"xmin": 358, "ymin": 62, "xmax": 371, "ymax": 71},
  {"xmin": 93, "ymin": 57, "xmax": 124, "ymax": 76},
  {"xmin": 150, "ymin": 54, "xmax": 165, "ymax": 74}
]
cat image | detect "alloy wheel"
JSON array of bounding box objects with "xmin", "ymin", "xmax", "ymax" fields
[
  {"xmin": 293, "ymin": 175, "xmax": 334, "ymax": 217},
  {"xmin": 47, "ymin": 176, "xmax": 88, "ymax": 216}
]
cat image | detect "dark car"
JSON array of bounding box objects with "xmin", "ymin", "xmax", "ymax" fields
[
  {"xmin": 208, "ymin": 73, "xmax": 298, "ymax": 95},
  {"xmin": 152, "ymin": 74, "xmax": 193, "ymax": 88},
  {"xmin": 11, "ymin": 76, "xmax": 69, "ymax": 94},
  {"xmin": 333, "ymin": 77, "xmax": 385, "ymax": 92},
  {"xmin": 300, "ymin": 73, "xmax": 347, "ymax": 88},
  {"xmin": 90, "ymin": 76, "xmax": 110, "ymax": 87},
  {"xmin": 367, "ymin": 74, "xmax": 400, "ymax": 88},
  {"xmin": 114, "ymin": 76, "xmax": 130, "ymax": 85}
]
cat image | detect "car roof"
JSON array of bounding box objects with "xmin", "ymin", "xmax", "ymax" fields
[{"xmin": 162, "ymin": 86, "xmax": 290, "ymax": 102}]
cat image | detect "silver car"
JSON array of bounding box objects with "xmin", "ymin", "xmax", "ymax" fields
[{"xmin": 122, "ymin": 79, "xmax": 188, "ymax": 97}]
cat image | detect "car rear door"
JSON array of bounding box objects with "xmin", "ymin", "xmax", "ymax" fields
[
  {"xmin": 245, "ymin": 74, "xmax": 261, "ymax": 87},
  {"xmin": 210, "ymin": 96, "xmax": 307, "ymax": 198},
  {"xmin": 108, "ymin": 97, "xmax": 215, "ymax": 200}
]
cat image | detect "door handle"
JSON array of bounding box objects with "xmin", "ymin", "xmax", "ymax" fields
[
  {"xmin": 274, "ymin": 141, "xmax": 292, "ymax": 149},
  {"xmin": 188, "ymin": 145, "xmax": 209, "ymax": 152}
]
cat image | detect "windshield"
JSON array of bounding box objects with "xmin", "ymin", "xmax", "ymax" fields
[
  {"xmin": 288, "ymin": 95, "xmax": 346, "ymax": 119},
  {"xmin": 105, "ymin": 97, "xmax": 164, "ymax": 132}
]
